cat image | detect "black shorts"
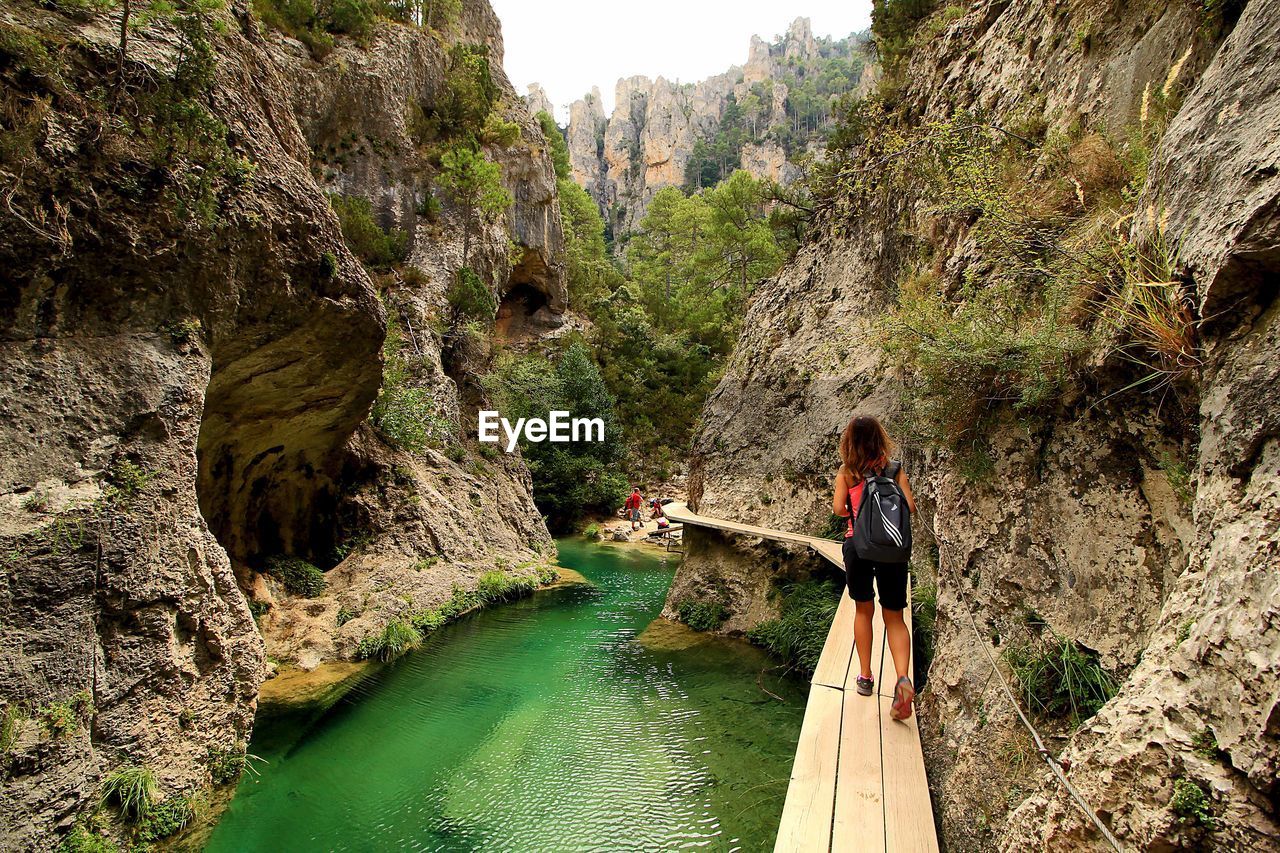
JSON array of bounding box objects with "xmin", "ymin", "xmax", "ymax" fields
[{"xmin": 842, "ymin": 537, "xmax": 909, "ymax": 611}]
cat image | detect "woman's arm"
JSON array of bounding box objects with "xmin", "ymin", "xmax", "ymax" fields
[
  {"xmin": 896, "ymin": 467, "xmax": 917, "ymax": 514},
  {"xmin": 832, "ymin": 467, "xmax": 852, "ymax": 517}
]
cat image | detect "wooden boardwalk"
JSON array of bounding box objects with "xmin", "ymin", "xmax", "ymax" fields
[{"xmin": 664, "ymin": 505, "xmax": 938, "ymax": 853}]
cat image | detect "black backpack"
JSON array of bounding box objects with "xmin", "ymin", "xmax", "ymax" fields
[{"xmin": 852, "ymin": 461, "xmax": 912, "ymax": 563}]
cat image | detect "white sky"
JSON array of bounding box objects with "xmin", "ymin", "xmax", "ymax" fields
[{"xmin": 489, "ymin": 0, "xmax": 874, "ymax": 123}]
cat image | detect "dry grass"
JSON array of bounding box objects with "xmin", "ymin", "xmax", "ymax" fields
[{"xmin": 1101, "ymin": 225, "xmax": 1201, "ymax": 392}]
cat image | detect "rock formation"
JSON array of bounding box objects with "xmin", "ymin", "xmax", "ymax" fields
[
  {"xmin": 0, "ymin": 0, "xmax": 565, "ymax": 846},
  {"xmin": 666, "ymin": 0, "xmax": 1279, "ymax": 850},
  {"xmin": 525, "ymin": 82, "xmax": 554, "ymax": 119},
  {"xmin": 564, "ymin": 18, "xmax": 868, "ymax": 235}
]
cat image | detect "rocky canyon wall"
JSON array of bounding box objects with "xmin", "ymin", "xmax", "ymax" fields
[
  {"xmin": 666, "ymin": 0, "xmax": 1279, "ymax": 850},
  {"xmin": 0, "ymin": 0, "xmax": 565, "ymax": 846}
]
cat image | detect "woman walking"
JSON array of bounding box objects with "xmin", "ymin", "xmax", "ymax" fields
[{"xmin": 832, "ymin": 415, "xmax": 918, "ymax": 720}]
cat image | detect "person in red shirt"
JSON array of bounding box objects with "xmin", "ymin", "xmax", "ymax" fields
[{"xmin": 624, "ymin": 487, "xmax": 643, "ymax": 530}]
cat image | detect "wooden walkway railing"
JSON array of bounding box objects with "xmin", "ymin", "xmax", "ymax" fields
[{"xmin": 664, "ymin": 504, "xmax": 939, "ymax": 853}]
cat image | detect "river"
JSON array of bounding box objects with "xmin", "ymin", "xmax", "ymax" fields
[{"xmin": 205, "ymin": 538, "xmax": 805, "ymax": 851}]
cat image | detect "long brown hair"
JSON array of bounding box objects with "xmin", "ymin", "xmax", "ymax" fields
[{"xmin": 840, "ymin": 415, "xmax": 895, "ymax": 478}]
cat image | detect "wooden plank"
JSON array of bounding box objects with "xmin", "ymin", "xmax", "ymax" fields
[
  {"xmin": 664, "ymin": 505, "xmax": 822, "ymax": 549},
  {"xmin": 832, "ymin": 684, "xmax": 885, "ymax": 852},
  {"xmin": 812, "ymin": 594, "xmax": 857, "ymax": 690},
  {"xmin": 879, "ymin": 695, "xmax": 939, "ymax": 853},
  {"xmin": 809, "ymin": 539, "xmax": 845, "ymax": 568},
  {"xmin": 775, "ymin": 685, "xmax": 843, "ymax": 853}
]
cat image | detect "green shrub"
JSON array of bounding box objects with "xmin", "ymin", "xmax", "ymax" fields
[
  {"xmin": 336, "ymin": 606, "xmax": 357, "ymax": 627},
  {"xmin": 248, "ymin": 599, "xmax": 269, "ymax": 621},
  {"xmin": 22, "ymin": 491, "xmax": 49, "ymax": 512},
  {"xmin": 357, "ymin": 618, "xmax": 422, "ymax": 662},
  {"xmin": 447, "ymin": 267, "xmax": 498, "ymax": 322},
  {"xmin": 407, "ymin": 43, "xmax": 498, "ymax": 144},
  {"xmin": 329, "ymin": 194, "xmax": 409, "ymax": 270},
  {"xmin": 208, "ymin": 743, "xmax": 251, "ymax": 785},
  {"xmin": 871, "ymin": 0, "xmax": 940, "ymax": 75},
  {"xmin": 881, "ymin": 268, "xmax": 1092, "ymax": 449},
  {"xmin": 677, "ymin": 599, "xmax": 729, "ymax": 633},
  {"xmin": 326, "ymin": 0, "xmax": 377, "ymax": 37},
  {"xmin": 137, "ymin": 795, "xmax": 196, "ymax": 842},
  {"xmin": 100, "ymin": 765, "xmax": 157, "ymax": 822},
  {"xmin": 1005, "ymin": 633, "xmax": 1117, "ymax": 724},
  {"xmin": 104, "ymin": 460, "xmax": 153, "ymax": 505},
  {"xmin": 57, "ymin": 825, "xmax": 119, "ymax": 853},
  {"xmin": 371, "ymin": 313, "xmax": 451, "ymax": 453},
  {"xmin": 40, "ymin": 693, "xmax": 90, "ymax": 740},
  {"xmin": 747, "ymin": 581, "xmax": 841, "ymax": 675},
  {"xmin": 1192, "ymin": 727, "xmax": 1225, "ymax": 761},
  {"xmin": 263, "ymin": 556, "xmax": 327, "ymax": 597},
  {"xmin": 582, "ymin": 522, "xmax": 601, "ymax": 538},
  {"xmin": 1170, "ymin": 777, "xmax": 1216, "ymax": 828}
]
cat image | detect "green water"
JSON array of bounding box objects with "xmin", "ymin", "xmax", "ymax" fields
[{"xmin": 205, "ymin": 539, "xmax": 806, "ymax": 852}]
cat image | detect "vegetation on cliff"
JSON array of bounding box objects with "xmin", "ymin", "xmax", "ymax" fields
[
  {"xmin": 804, "ymin": 51, "xmax": 1199, "ymax": 472},
  {"xmin": 684, "ymin": 32, "xmax": 871, "ymax": 189},
  {"xmin": 540, "ymin": 106, "xmax": 802, "ymax": 480},
  {"xmin": 484, "ymin": 343, "xmax": 627, "ymax": 530}
]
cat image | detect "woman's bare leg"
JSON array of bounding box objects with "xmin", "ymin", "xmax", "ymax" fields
[
  {"xmin": 883, "ymin": 607, "xmax": 911, "ymax": 681},
  {"xmin": 854, "ymin": 599, "xmax": 875, "ymax": 678}
]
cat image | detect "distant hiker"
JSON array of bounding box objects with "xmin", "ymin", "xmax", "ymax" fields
[
  {"xmin": 624, "ymin": 487, "xmax": 644, "ymax": 531},
  {"xmin": 650, "ymin": 499, "xmax": 665, "ymax": 521},
  {"xmin": 832, "ymin": 415, "xmax": 917, "ymax": 720}
]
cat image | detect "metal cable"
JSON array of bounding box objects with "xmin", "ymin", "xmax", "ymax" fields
[{"xmin": 922, "ymin": 518, "xmax": 1125, "ymax": 852}]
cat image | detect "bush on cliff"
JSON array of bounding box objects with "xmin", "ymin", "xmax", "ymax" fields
[{"xmin": 263, "ymin": 556, "xmax": 327, "ymax": 598}]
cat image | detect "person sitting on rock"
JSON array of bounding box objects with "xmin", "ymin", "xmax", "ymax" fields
[{"xmin": 650, "ymin": 499, "xmax": 665, "ymax": 521}]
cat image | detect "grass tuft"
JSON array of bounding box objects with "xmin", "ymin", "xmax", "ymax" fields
[
  {"xmin": 747, "ymin": 580, "xmax": 841, "ymax": 675},
  {"xmin": 1005, "ymin": 632, "xmax": 1117, "ymax": 724},
  {"xmin": 357, "ymin": 618, "xmax": 423, "ymax": 662},
  {"xmin": 100, "ymin": 765, "xmax": 157, "ymax": 823}
]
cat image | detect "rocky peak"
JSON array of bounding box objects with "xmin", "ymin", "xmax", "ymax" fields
[
  {"xmin": 524, "ymin": 82, "xmax": 554, "ymax": 118},
  {"xmin": 565, "ymin": 19, "xmax": 867, "ymax": 237}
]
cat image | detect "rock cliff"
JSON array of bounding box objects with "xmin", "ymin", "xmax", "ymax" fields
[
  {"xmin": 667, "ymin": 0, "xmax": 1279, "ymax": 850},
  {"xmin": 0, "ymin": 0, "xmax": 564, "ymax": 846},
  {"xmin": 560, "ymin": 18, "xmax": 870, "ymax": 236}
]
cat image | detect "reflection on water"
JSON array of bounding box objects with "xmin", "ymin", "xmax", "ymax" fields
[{"xmin": 205, "ymin": 540, "xmax": 805, "ymax": 852}]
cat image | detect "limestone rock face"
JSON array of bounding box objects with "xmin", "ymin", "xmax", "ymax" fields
[
  {"xmin": 565, "ymin": 17, "xmax": 847, "ymax": 233},
  {"xmin": 0, "ymin": 0, "xmax": 563, "ymax": 846},
  {"xmin": 524, "ymin": 82, "xmax": 555, "ymax": 119},
  {"xmin": 667, "ymin": 0, "xmax": 1280, "ymax": 850},
  {"xmin": 244, "ymin": 1, "xmax": 566, "ymax": 669}
]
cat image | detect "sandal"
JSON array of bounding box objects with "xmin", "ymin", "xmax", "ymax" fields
[
  {"xmin": 855, "ymin": 675, "xmax": 874, "ymax": 696},
  {"xmin": 890, "ymin": 676, "xmax": 915, "ymax": 720}
]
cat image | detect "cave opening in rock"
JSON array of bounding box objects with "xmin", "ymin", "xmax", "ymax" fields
[
  {"xmin": 495, "ymin": 282, "xmax": 552, "ymax": 342},
  {"xmin": 193, "ymin": 294, "xmax": 384, "ymax": 578}
]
